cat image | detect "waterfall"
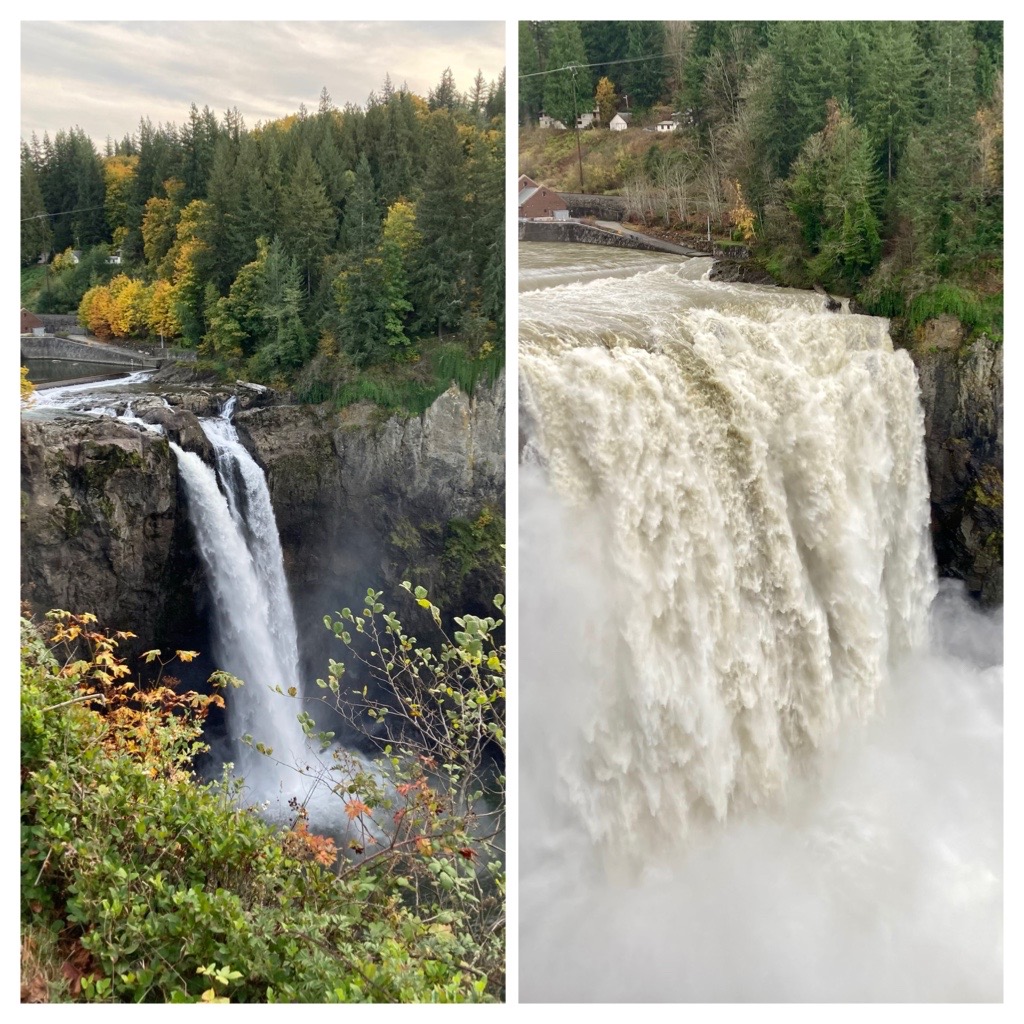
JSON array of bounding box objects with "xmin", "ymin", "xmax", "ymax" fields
[
  {"xmin": 519, "ymin": 244, "xmax": 1001, "ymax": 1001},
  {"xmin": 171, "ymin": 403, "xmax": 311, "ymax": 809}
]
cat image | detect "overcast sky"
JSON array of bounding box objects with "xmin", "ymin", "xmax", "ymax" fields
[{"xmin": 21, "ymin": 21, "xmax": 505, "ymax": 148}]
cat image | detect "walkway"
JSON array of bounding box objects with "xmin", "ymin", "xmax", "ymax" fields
[{"xmin": 594, "ymin": 221, "xmax": 704, "ymax": 257}]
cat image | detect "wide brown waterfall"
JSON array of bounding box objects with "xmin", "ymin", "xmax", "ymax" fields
[{"xmin": 518, "ymin": 243, "xmax": 1002, "ymax": 1002}]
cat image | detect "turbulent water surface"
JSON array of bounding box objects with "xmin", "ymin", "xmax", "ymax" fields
[{"xmin": 518, "ymin": 243, "xmax": 1002, "ymax": 1002}]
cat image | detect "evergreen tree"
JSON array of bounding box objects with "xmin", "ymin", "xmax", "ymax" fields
[
  {"xmin": 469, "ymin": 70, "xmax": 487, "ymax": 121},
  {"xmin": 414, "ymin": 112, "xmax": 470, "ymax": 337},
  {"xmin": 205, "ymin": 135, "xmax": 245, "ymax": 289},
  {"xmin": 21, "ymin": 145, "xmax": 51, "ymax": 265},
  {"xmin": 624, "ymin": 21, "xmax": 668, "ymax": 110},
  {"xmin": 519, "ymin": 23, "xmax": 544, "ymax": 124},
  {"xmin": 896, "ymin": 21, "xmax": 985, "ymax": 276},
  {"xmin": 788, "ymin": 99, "xmax": 882, "ymax": 289},
  {"xmin": 334, "ymin": 196, "xmax": 419, "ymax": 364},
  {"xmin": 340, "ymin": 153, "xmax": 381, "ymax": 254},
  {"xmin": 859, "ymin": 23, "xmax": 925, "ymax": 183},
  {"xmin": 543, "ymin": 22, "xmax": 588, "ymax": 125},
  {"xmin": 485, "ymin": 70, "xmax": 506, "ymax": 122},
  {"xmin": 254, "ymin": 237, "xmax": 309, "ymax": 371},
  {"xmin": 280, "ymin": 145, "xmax": 336, "ymax": 296},
  {"xmin": 580, "ymin": 21, "xmax": 631, "ymax": 92},
  {"xmin": 429, "ymin": 68, "xmax": 458, "ymax": 112}
]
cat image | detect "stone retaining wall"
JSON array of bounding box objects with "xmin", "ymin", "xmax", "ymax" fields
[
  {"xmin": 519, "ymin": 219, "xmax": 679, "ymax": 252},
  {"xmin": 21, "ymin": 335, "xmax": 160, "ymax": 368}
]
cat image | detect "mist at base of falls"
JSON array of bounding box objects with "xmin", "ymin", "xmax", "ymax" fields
[
  {"xmin": 517, "ymin": 244, "xmax": 1001, "ymax": 1002},
  {"xmin": 520, "ymin": 471, "xmax": 1002, "ymax": 1003}
]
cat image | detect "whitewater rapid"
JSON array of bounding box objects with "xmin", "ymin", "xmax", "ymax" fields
[{"xmin": 518, "ymin": 243, "xmax": 1002, "ymax": 1001}]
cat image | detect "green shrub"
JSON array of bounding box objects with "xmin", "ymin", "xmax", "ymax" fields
[{"xmin": 21, "ymin": 606, "xmax": 503, "ymax": 1003}]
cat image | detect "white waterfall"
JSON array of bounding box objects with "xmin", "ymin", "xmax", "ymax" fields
[
  {"xmin": 519, "ymin": 244, "xmax": 1001, "ymax": 1001},
  {"xmin": 171, "ymin": 404, "xmax": 312, "ymax": 809}
]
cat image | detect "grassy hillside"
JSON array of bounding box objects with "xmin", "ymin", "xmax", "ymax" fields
[
  {"xmin": 519, "ymin": 126, "xmax": 677, "ymax": 194},
  {"xmin": 21, "ymin": 266, "xmax": 48, "ymax": 309}
]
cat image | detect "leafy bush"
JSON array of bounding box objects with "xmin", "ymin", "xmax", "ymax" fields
[
  {"xmin": 20, "ymin": 602, "xmax": 504, "ymax": 1003},
  {"xmin": 278, "ymin": 584, "xmax": 507, "ymax": 995}
]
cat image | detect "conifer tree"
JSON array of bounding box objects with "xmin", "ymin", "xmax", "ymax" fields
[
  {"xmin": 340, "ymin": 153, "xmax": 381, "ymax": 255},
  {"xmin": 280, "ymin": 145, "xmax": 336, "ymax": 296},
  {"xmin": 414, "ymin": 112, "xmax": 470, "ymax": 338},
  {"xmin": 543, "ymin": 22, "xmax": 587, "ymax": 125},
  {"xmin": 21, "ymin": 145, "xmax": 51, "ymax": 266}
]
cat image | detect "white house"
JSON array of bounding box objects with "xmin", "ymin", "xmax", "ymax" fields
[
  {"xmin": 105, "ymin": 248, "xmax": 123, "ymax": 265},
  {"xmin": 609, "ymin": 112, "xmax": 631, "ymax": 132},
  {"xmin": 538, "ymin": 113, "xmax": 567, "ymax": 130},
  {"xmin": 656, "ymin": 119, "xmax": 681, "ymax": 133}
]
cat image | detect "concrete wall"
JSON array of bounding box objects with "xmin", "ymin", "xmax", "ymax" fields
[
  {"xmin": 35, "ymin": 313, "xmax": 79, "ymax": 334},
  {"xmin": 20, "ymin": 335, "xmax": 159, "ymax": 368},
  {"xmin": 519, "ymin": 219, "xmax": 685, "ymax": 254},
  {"xmin": 557, "ymin": 192, "xmax": 627, "ymax": 221}
]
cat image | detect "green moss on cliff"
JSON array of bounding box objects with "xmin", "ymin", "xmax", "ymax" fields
[{"xmin": 443, "ymin": 507, "xmax": 505, "ymax": 586}]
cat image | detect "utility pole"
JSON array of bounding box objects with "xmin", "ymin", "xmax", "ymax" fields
[{"xmin": 569, "ymin": 63, "xmax": 585, "ymax": 193}]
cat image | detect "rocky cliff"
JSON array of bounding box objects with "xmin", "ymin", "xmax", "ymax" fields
[
  {"xmin": 901, "ymin": 319, "xmax": 1003, "ymax": 604},
  {"xmin": 21, "ymin": 379, "xmax": 505, "ymax": 666},
  {"xmin": 20, "ymin": 415, "xmax": 202, "ymax": 648},
  {"xmin": 235, "ymin": 378, "xmax": 505, "ymax": 675}
]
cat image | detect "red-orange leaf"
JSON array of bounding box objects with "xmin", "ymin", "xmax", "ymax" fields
[{"xmin": 344, "ymin": 798, "xmax": 370, "ymax": 820}]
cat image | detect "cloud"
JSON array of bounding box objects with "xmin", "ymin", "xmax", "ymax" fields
[{"xmin": 21, "ymin": 21, "xmax": 505, "ymax": 145}]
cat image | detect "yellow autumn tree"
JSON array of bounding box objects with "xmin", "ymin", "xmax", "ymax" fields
[
  {"xmin": 142, "ymin": 178, "xmax": 185, "ymax": 274},
  {"xmin": 728, "ymin": 180, "xmax": 756, "ymax": 243},
  {"xmin": 103, "ymin": 155, "xmax": 138, "ymax": 241},
  {"xmin": 79, "ymin": 285, "xmax": 115, "ymax": 339},
  {"xmin": 51, "ymin": 247, "xmax": 78, "ymax": 274},
  {"xmin": 382, "ymin": 198, "xmax": 420, "ymax": 255},
  {"xmin": 21, "ymin": 366, "xmax": 35, "ymax": 407},
  {"xmin": 109, "ymin": 277, "xmax": 151, "ymax": 338},
  {"xmin": 595, "ymin": 77, "xmax": 617, "ymax": 126},
  {"xmin": 166, "ymin": 200, "xmax": 214, "ymax": 345},
  {"xmin": 147, "ymin": 279, "xmax": 181, "ymax": 339}
]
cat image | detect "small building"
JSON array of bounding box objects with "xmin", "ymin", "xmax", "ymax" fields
[
  {"xmin": 21, "ymin": 308, "xmax": 44, "ymax": 334},
  {"xmin": 519, "ymin": 184, "xmax": 569, "ymax": 220},
  {"xmin": 656, "ymin": 119, "xmax": 681, "ymax": 133},
  {"xmin": 609, "ymin": 112, "xmax": 632, "ymax": 132},
  {"xmin": 576, "ymin": 107, "xmax": 599, "ymax": 129},
  {"xmin": 105, "ymin": 248, "xmax": 123, "ymax": 265},
  {"xmin": 538, "ymin": 113, "xmax": 567, "ymax": 130}
]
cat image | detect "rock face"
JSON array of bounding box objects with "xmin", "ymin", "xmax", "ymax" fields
[
  {"xmin": 902, "ymin": 318, "xmax": 1003, "ymax": 604},
  {"xmin": 235, "ymin": 379, "xmax": 506, "ymax": 674},
  {"xmin": 707, "ymin": 258, "xmax": 777, "ymax": 285},
  {"xmin": 21, "ymin": 378, "xmax": 505, "ymax": 670},
  {"xmin": 20, "ymin": 415, "xmax": 203, "ymax": 647}
]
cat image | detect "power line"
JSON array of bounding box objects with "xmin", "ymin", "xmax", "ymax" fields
[
  {"xmin": 519, "ymin": 50, "xmax": 685, "ymax": 79},
  {"xmin": 20, "ymin": 204, "xmax": 106, "ymax": 223}
]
